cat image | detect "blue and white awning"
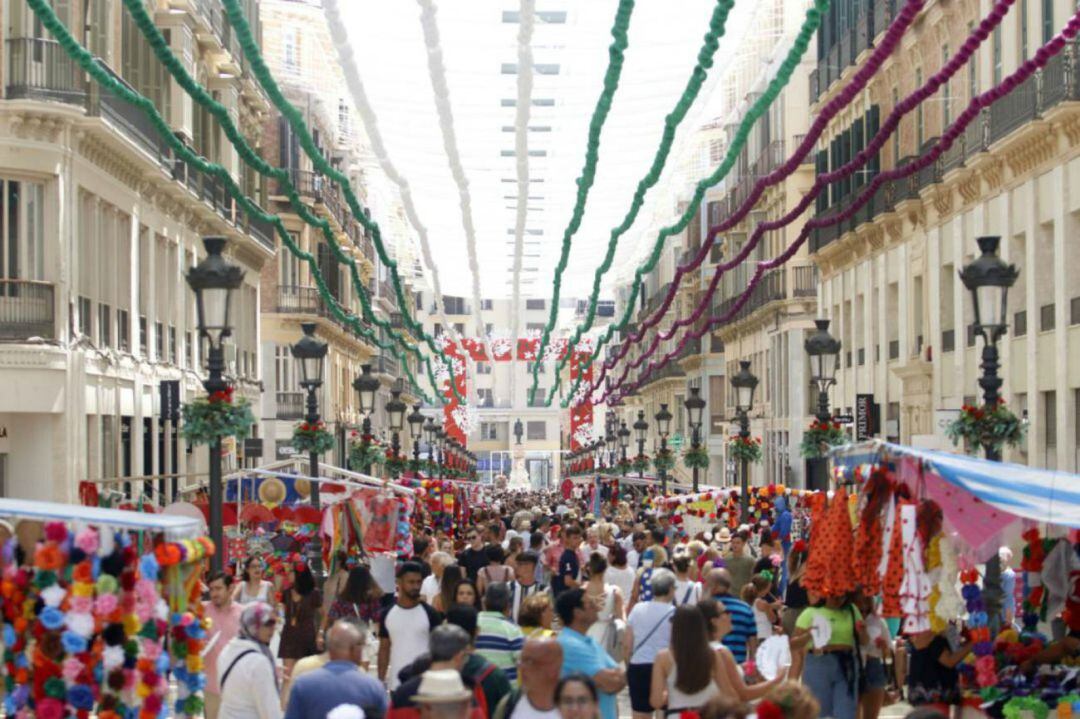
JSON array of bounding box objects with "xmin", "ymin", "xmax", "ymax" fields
[
  {"xmin": 832, "ymin": 441, "xmax": 1080, "ymax": 529},
  {"xmin": 0, "ymin": 498, "xmax": 204, "ymax": 539}
]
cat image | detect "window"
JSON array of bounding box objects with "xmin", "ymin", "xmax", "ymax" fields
[
  {"xmin": 1020, "ymin": 0, "xmax": 1029, "ymax": 60},
  {"xmin": 1045, "ymin": 390, "xmax": 1057, "ymax": 469},
  {"xmin": 77, "ymin": 296, "xmax": 92, "ymax": 337},
  {"xmin": 477, "ymin": 388, "xmax": 494, "ymax": 407},
  {"xmin": 169, "ymin": 326, "xmax": 177, "ymax": 363},
  {"xmin": 120, "ymin": 9, "xmax": 169, "ymax": 118},
  {"xmin": 526, "ymin": 421, "xmax": 546, "ymax": 440},
  {"xmin": 709, "ymin": 138, "xmax": 724, "ymax": 165},
  {"xmin": 480, "ymin": 422, "xmax": 499, "ymax": 441},
  {"xmin": 992, "ymin": 26, "xmax": 1003, "ymax": 85},
  {"xmin": 1041, "ymin": 303, "xmax": 1056, "ymax": 332},
  {"xmin": 0, "ymin": 179, "xmax": 45, "ymax": 282},
  {"xmin": 476, "ymin": 362, "xmax": 492, "ymax": 375},
  {"xmin": 942, "ymin": 47, "xmax": 951, "ymax": 127},
  {"xmin": 481, "ymin": 299, "xmax": 493, "ymax": 310},
  {"xmin": 1043, "ymin": 0, "xmax": 1054, "ymax": 44},
  {"xmin": 484, "ymin": 323, "xmax": 494, "ymax": 336},
  {"xmin": 283, "ymin": 28, "xmax": 300, "ymax": 76},
  {"xmin": 1015, "ymin": 310, "xmax": 1028, "ymax": 335},
  {"xmin": 1071, "ymin": 297, "xmax": 1080, "ymax": 325},
  {"xmin": 968, "ymin": 23, "xmax": 978, "ymax": 98},
  {"xmin": 525, "ymin": 299, "xmax": 546, "ymax": 311},
  {"xmin": 529, "ymin": 389, "xmax": 546, "ymax": 407},
  {"xmin": 139, "ymin": 315, "xmax": 147, "ymax": 356},
  {"xmin": 966, "ymin": 324, "xmax": 977, "ymax": 347},
  {"xmin": 888, "ymin": 339, "xmax": 900, "ymax": 360},
  {"xmin": 886, "ymin": 401, "xmax": 900, "ymax": 442},
  {"xmin": 526, "ymin": 361, "xmax": 545, "ymax": 374},
  {"xmin": 941, "ymin": 329, "xmax": 956, "ymax": 352},
  {"xmin": 99, "ymin": 304, "xmax": 112, "ymax": 347},
  {"xmin": 117, "ymin": 309, "xmax": 129, "ymax": 352},
  {"xmin": 891, "ymin": 88, "xmax": 900, "ymax": 163},
  {"xmin": 443, "ymin": 296, "xmax": 467, "ymax": 315},
  {"xmin": 155, "ymin": 321, "xmax": 164, "ymax": 361}
]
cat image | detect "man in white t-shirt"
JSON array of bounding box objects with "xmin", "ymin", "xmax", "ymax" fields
[
  {"xmin": 624, "ymin": 569, "xmax": 676, "ymax": 719},
  {"xmin": 378, "ymin": 562, "xmax": 442, "ymax": 690},
  {"xmin": 420, "ymin": 552, "xmax": 453, "ymax": 604},
  {"xmin": 493, "ymin": 637, "xmax": 562, "ymax": 719}
]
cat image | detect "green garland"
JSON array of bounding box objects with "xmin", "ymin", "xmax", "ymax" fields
[
  {"xmin": 653, "ymin": 449, "xmax": 675, "ymax": 473},
  {"xmin": 631, "ymin": 454, "xmax": 650, "ymax": 474},
  {"xmin": 348, "ymin": 440, "xmax": 385, "ymax": 472},
  {"xmin": 384, "ymin": 452, "xmax": 408, "ymax": 479},
  {"xmin": 728, "ymin": 436, "xmax": 762, "ymax": 464},
  {"xmin": 683, "ymin": 446, "xmax": 710, "ymax": 469},
  {"xmin": 180, "ymin": 388, "xmax": 254, "ymax": 446},
  {"xmin": 616, "ymin": 458, "xmax": 633, "ymax": 476},
  {"xmin": 799, "ymin": 419, "xmax": 847, "ymax": 458},
  {"xmin": 945, "ymin": 399, "xmax": 1026, "ymax": 455},
  {"xmin": 555, "ymin": 0, "xmax": 830, "ymax": 407},
  {"xmin": 292, "ymin": 420, "xmax": 335, "ymax": 455}
]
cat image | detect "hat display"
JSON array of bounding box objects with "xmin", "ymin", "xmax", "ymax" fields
[
  {"xmin": 257, "ymin": 477, "xmax": 287, "ymax": 505},
  {"xmin": 293, "ymin": 478, "xmax": 312, "ymax": 499},
  {"xmin": 414, "ymin": 669, "xmax": 472, "ymax": 704}
]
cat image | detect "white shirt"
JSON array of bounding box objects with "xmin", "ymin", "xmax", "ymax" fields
[
  {"xmin": 379, "ymin": 603, "xmax": 440, "ymax": 689},
  {"xmin": 605, "ymin": 567, "xmax": 636, "ymax": 604},
  {"xmin": 584, "ymin": 542, "xmax": 609, "ymax": 559},
  {"xmin": 627, "ymin": 600, "xmax": 675, "ymax": 665},
  {"xmin": 626, "ymin": 549, "xmax": 641, "ymax": 570},
  {"xmin": 420, "ymin": 574, "xmax": 440, "ymax": 604},
  {"xmin": 216, "ymin": 638, "xmax": 283, "ymax": 719},
  {"xmin": 673, "ymin": 579, "xmax": 702, "ymax": 606},
  {"xmin": 510, "ymin": 694, "xmax": 560, "ymax": 719}
]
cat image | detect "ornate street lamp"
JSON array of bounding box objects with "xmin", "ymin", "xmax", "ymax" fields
[
  {"xmin": 407, "ymin": 404, "xmax": 425, "ymax": 473},
  {"xmin": 352, "ymin": 364, "xmax": 380, "ymax": 474},
  {"xmin": 805, "ymin": 318, "xmax": 841, "ymax": 424},
  {"xmin": 618, "ymin": 420, "xmax": 631, "ymax": 465},
  {"xmin": 684, "ymin": 387, "xmax": 706, "ymax": 492},
  {"xmin": 633, "ymin": 410, "xmax": 649, "ymax": 479},
  {"xmin": 291, "ymin": 322, "xmax": 328, "ymax": 576},
  {"xmin": 185, "ymin": 237, "xmax": 243, "ymax": 574},
  {"xmin": 423, "ymin": 417, "xmax": 437, "ymax": 473},
  {"xmin": 731, "ymin": 360, "xmax": 759, "ymax": 521},
  {"xmin": 435, "ymin": 427, "xmax": 446, "ymax": 478},
  {"xmin": 386, "ymin": 385, "xmax": 406, "ymax": 473},
  {"xmin": 655, "ymin": 404, "xmax": 673, "ymax": 494},
  {"xmin": 960, "ymin": 235, "xmax": 1019, "ymax": 461}
]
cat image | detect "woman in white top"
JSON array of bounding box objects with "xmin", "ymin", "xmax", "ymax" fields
[
  {"xmin": 233, "ymin": 557, "xmax": 275, "ymax": 606},
  {"xmin": 216, "ymin": 602, "xmax": 282, "ymax": 719},
  {"xmin": 650, "ymin": 606, "xmax": 719, "ymax": 714},
  {"xmin": 672, "ymin": 555, "xmax": 702, "ymax": 606},
  {"xmin": 605, "ymin": 545, "xmax": 637, "ymax": 604},
  {"xmin": 583, "ymin": 552, "xmax": 625, "ymax": 661},
  {"xmin": 697, "ymin": 598, "xmax": 785, "ymax": 701}
]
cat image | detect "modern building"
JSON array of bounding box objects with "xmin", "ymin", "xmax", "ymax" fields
[
  {"xmin": 810, "ymin": 0, "xmax": 1080, "ymax": 470},
  {"xmin": 0, "ymin": 0, "xmax": 273, "ymax": 502}
]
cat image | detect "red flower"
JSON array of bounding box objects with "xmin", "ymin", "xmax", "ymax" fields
[{"xmin": 756, "ymin": 700, "xmax": 784, "ymax": 719}]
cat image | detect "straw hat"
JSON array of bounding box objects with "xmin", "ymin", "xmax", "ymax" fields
[
  {"xmin": 716, "ymin": 527, "xmax": 732, "ymax": 544},
  {"xmin": 293, "ymin": 478, "xmax": 311, "ymax": 499},
  {"xmin": 258, "ymin": 477, "xmax": 287, "ymax": 505},
  {"xmin": 414, "ymin": 669, "xmax": 472, "ymax": 704}
]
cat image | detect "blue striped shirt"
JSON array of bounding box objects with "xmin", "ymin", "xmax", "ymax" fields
[
  {"xmin": 717, "ymin": 595, "xmax": 757, "ymax": 663},
  {"xmin": 476, "ymin": 611, "xmax": 525, "ymax": 681}
]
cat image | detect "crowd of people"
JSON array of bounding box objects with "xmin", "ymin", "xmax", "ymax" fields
[{"xmin": 198, "ymin": 487, "xmax": 1019, "ymax": 719}]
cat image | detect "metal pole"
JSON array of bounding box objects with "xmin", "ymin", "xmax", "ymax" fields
[
  {"xmin": 637, "ymin": 437, "xmax": 646, "ymax": 480},
  {"xmin": 739, "ymin": 410, "xmax": 750, "ymax": 522},
  {"xmin": 816, "ymin": 381, "xmax": 832, "ymax": 424},
  {"xmin": 412, "ymin": 436, "xmax": 421, "ymax": 473},
  {"xmin": 305, "ymin": 386, "xmax": 324, "ymax": 579},
  {"xmin": 660, "ymin": 436, "xmax": 668, "ymax": 495},
  {"xmin": 978, "ymin": 334, "xmax": 1003, "ymax": 462},
  {"xmin": 691, "ymin": 426, "xmax": 701, "ymax": 493},
  {"xmin": 361, "ymin": 415, "xmax": 372, "ymax": 475},
  {"xmin": 205, "ymin": 344, "xmax": 227, "ymax": 575}
]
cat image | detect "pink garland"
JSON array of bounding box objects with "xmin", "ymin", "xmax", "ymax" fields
[
  {"xmin": 596, "ymin": 0, "xmax": 1019, "ymax": 396},
  {"xmin": 606, "ymin": 12, "xmax": 1080, "ymax": 402}
]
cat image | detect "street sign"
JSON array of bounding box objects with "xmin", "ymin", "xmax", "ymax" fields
[
  {"xmin": 855, "ymin": 394, "xmax": 875, "ymax": 440},
  {"xmin": 243, "ymin": 438, "xmax": 263, "ymax": 459},
  {"xmin": 669, "ymin": 434, "xmax": 684, "ymax": 450},
  {"xmin": 833, "ymin": 414, "xmax": 855, "ymax": 425}
]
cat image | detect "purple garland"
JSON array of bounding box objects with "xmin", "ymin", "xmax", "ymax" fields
[
  {"xmin": 594, "ymin": 0, "xmax": 1016, "ymax": 395},
  {"xmin": 606, "ymin": 13, "xmax": 1080, "ymax": 403}
]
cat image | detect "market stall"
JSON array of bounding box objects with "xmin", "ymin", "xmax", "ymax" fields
[{"xmin": 0, "ymin": 499, "xmax": 211, "ymax": 718}]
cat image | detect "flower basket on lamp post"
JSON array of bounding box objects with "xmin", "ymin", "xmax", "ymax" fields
[
  {"xmin": 292, "ymin": 420, "xmax": 335, "ymax": 455},
  {"xmin": 683, "ymin": 446, "xmax": 710, "ymax": 470},
  {"xmin": 799, "ymin": 419, "xmax": 847, "ymax": 459},
  {"xmin": 945, "ymin": 399, "xmax": 1026, "ymax": 456},
  {"xmin": 727, "ymin": 436, "xmax": 762, "ymax": 465},
  {"xmin": 631, "ymin": 454, "xmax": 650, "ymax": 475},
  {"xmin": 652, "ymin": 449, "xmax": 675, "ymax": 474},
  {"xmin": 180, "ymin": 387, "xmax": 254, "ymax": 446}
]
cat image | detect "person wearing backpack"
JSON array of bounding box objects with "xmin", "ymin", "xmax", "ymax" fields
[
  {"xmin": 624, "ymin": 569, "xmax": 676, "ymax": 719},
  {"xmin": 492, "ymin": 637, "xmax": 563, "ymax": 719},
  {"xmin": 447, "ymin": 604, "xmax": 513, "ymax": 716},
  {"xmin": 391, "ymin": 624, "xmax": 488, "ymax": 719}
]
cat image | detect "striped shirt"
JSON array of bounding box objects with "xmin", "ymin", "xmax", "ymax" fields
[
  {"xmin": 716, "ymin": 595, "xmax": 757, "ymax": 663},
  {"xmin": 476, "ymin": 611, "xmax": 525, "ymax": 682}
]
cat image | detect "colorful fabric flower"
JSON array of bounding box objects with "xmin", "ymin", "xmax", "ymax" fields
[
  {"xmin": 39, "ymin": 584, "xmax": 66, "ymax": 608},
  {"xmin": 39, "ymin": 607, "xmax": 65, "ymax": 631},
  {"xmin": 61, "ymin": 630, "xmax": 88, "ymax": 654}
]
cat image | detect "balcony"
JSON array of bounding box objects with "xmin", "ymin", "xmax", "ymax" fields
[
  {"xmin": 0, "ymin": 280, "xmax": 55, "ymax": 340},
  {"xmin": 276, "ymin": 391, "xmax": 305, "ymax": 420},
  {"xmin": 792, "ymin": 264, "xmax": 818, "ymax": 297},
  {"xmin": 375, "ymin": 353, "xmax": 399, "ymax": 378},
  {"xmin": 274, "ymin": 168, "xmax": 318, "ymax": 198},
  {"xmin": 637, "ymin": 356, "xmax": 686, "ymax": 389},
  {"xmin": 5, "ymin": 38, "xmax": 85, "ymax": 105},
  {"xmin": 710, "ymin": 269, "xmax": 786, "ymax": 324}
]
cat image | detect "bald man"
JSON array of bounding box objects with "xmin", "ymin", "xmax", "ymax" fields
[
  {"xmin": 284, "ymin": 620, "xmax": 387, "ymax": 719},
  {"xmin": 493, "ymin": 637, "xmax": 563, "ymax": 719}
]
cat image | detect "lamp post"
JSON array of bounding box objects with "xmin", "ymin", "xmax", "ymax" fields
[
  {"xmin": 386, "ymin": 384, "xmax": 406, "ymax": 474},
  {"xmin": 633, "ymin": 410, "xmax": 648, "ymax": 479},
  {"xmin": 804, "ymin": 319, "xmax": 841, "ymax": 491},
  {"xmin": 618, "ymin": 420, "xmax": 631, "ymax": 466},
  {"xmin": 684, "ymin": 387, "xmax": 706, "ymax": 493},
  {"xmin": 731, "ymin": 360, "xmax": 759, "ymax": 522},
  {"xmin": 407, "ymin": 404, "xmax": 424, "ymax": 474},
  {"xmin": 435, "ymin": 428, "xmax": 446, "ymax": 478},
  {"xmin": 960, "ymin": 236, "xmax": 1019, "ymax": 461},
  {"xmin": 423, "ymin": 417, "xmax": 437, "ymax": 474},
  {"xmin": 655, "ymin": 404, "xmax": 673, "ymax": 494},
  {"xmin": 185, "ymin": 237, "xmax": 244, "ymax": 574},
  {"xmin": 291, "ymin": 322, "xmax": 328, "ymax": 576},
  {"xmin": 605, "ymin": 423, "xmax": 617, "ymax": 471},
  {"xmin": 352, "ymin": 364, "xmax": 380, "ymax": 474}
]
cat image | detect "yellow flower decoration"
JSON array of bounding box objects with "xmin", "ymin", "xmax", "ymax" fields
[
  {"xmin": 70, "ymin": 582, "xmax": 94, "ymax": 598},
  {"xmin": 122, "ymin": 613, "xmax": 141, "ymax": 637}
]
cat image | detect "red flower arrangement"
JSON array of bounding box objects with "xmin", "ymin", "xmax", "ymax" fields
[
  {"xmin": 728, "ymin": 435, "xmax": 763, "ymax": 464},
  {"xmin": 799, "ymin": 419, "xmax": 847, "ymax": 458}
]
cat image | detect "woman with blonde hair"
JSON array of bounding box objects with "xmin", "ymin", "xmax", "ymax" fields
[
  {"xmin": 758, "ymin": 682, "xmax": 820, "ymax": 719},
  {"xmin": 518, "ymin": 593, "xmax": 556, "ymax": 638}
]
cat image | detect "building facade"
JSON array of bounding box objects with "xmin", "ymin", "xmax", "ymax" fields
[
  {"xmin": 811, "ymin": 0, "xmax": 1080, "ymax": 470},
  {"xmin": 0, "ymin": 0, "xmax": 273, "ymax": 502}
]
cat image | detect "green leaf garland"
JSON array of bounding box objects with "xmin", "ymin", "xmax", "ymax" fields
[
  {"xmin": 653, "ymin": 449, "xmax": 675, "ymax": 473},
  {"xmin": 683, "ymin": 446, "xmax": 710, "ymax": 469},
  {"xmin": 799, "ymin": 419, "xmax": 847, "ymax": 458},
  {"xmin": 945, "ymin": 399, "xmax": 1026, "ymax": 455},
  {"xmin": 292, "ymin": 420, "xmax": 336, "ymax": 455},
  {"xmin": 180, "ymin": 389, "xmax": 254, "ymax": 446},
  {"xmin": 728, "ymin": 436, "xmax": 762, "ymax": 464}
]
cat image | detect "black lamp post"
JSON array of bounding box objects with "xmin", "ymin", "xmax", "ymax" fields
[
  {"xmin": 291, "ymin": 322, "xmax": 328, "ymax": 576},
  {"xmin": 805, "ymin": 319, "xmax": 842, "ymax": 424},
  {"xmin": 731, "ymin": 360, "xmax": 759, "ymax": 522},
  {"xmin": 605, "ymin": 423, "xmax": 617, "ymax": 470},
  {"xmin": 407, "ymin": 404, "xmax": 424, "ymax": 473},
  {"xmin": 684, "ymin": 387, "xmax": 706, "ymax": 493},
  {"xmin": 655, "ymin": 404, "xmax": 673, "ymax": 494},
  {"xmin": 386, "ymin": 384, "xmax": 406, "ymax": 474},
  {"xmin": 352, "ymin": 364, "xmax": 380, "ymax": 474},
  {"xmin": 185, "ymin": 237, "xmax": 244, "ymax": 574},
  {"xmin": 618, "ymin": 420, "xmax": 631, "ymax": 465},
  {"xmin": 633, "ymin": 410, "xmax": 648, "ymax": 479},
  {"xmin": 423, "ymin": 417, "xmax": 437, "ymax": 473},
  {"xmin": 514, "ymin": 418, "xmax": 524, "ymax": 445},
  {"xmin": 960, "ymin": 235, "xmax": 1019, "ymax": 461},
  {"xmin": 435, "ymin": 427, "xmax": 446, "ymax": 478}
]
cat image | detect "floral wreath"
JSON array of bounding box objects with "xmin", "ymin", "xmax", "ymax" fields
[
  {"xmin": 945, "ymin": 398, "xmax": 1026, "ymax": 455},
  {"xmin": 728, "ymin": 435, "xmax": 763, "ymax": 464},
  {"xmin": 180, "ymin": 386, "xmax": 253, "ymax": 446},
  {"xmin": 384, "ymin": 450, "xmax": 408, "ymax": 478},
  {"xmin": 631, "ymin": 454, "xmax": 650, "ymax": 474},
  {"xmin": 799, "ymin": 419, "xmax": 846, "ymax": 458},
  {"xmin": 683, "ymin": 445, "xmax": 710, "ymax": 469},
  {"xmin": 652, "ymin": 449, "xmax": 675, "ymax": 473},
  {"xmin": 348, "ymin": 432, "xmax": 385, "ymax": 473},
  {"xmin": 291, "ymin": 420, "xmax": 335, "ymax": 455}
]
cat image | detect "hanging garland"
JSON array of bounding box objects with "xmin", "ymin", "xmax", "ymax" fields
[
  {"xmin": 683, "ymin": 446, "xmax": 710, "ymax": 469},
  {"xmin": 799, "ymin": 419, "xmax": 847, "ymax": 458},
  {"xmin": 945, "ymin": 399, "xmax": 1026, "ymax": 455},
  {"xmin": 291, "ymin": 420, "xmax": 335, "ymax": 455},
  {"xmin": 384, "ymin": 450, "xmax": 408, "ymax": 479},
  {"xmin": 529, "ymin": 0, "xmax": 735, "ymax": 403},
  {"xmin": 180, "ymin": 387, "xmax": 254, "ymax": 446},
  {"xmin": 604, "ymin": 18, "xmax": 1078, "ymax": 401},
  {"xmin": 347, "ymin": 434, "xmax": 385, "ymax": 473},
  {"xmin": 615, "ymin": 457, "xmax": 633, "ymax": 476},
  {"xmin": 551, "ymin": 0, "xmax": 833, "ymax": 407},
  {"xmin": 728, "ymin": 435, "xmax": 762, "ymax": 464},
  {"xmin": 631, "ymin": 454, "xmax": 650, "ymax": 475},
  {"xmin": 653, "ymin": 449, "xmax": 676, "ymax": 474}
]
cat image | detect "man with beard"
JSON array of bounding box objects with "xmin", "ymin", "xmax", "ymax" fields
[{"xmin": 378, "ymin": 562, "xmax": 442, "ymax": 690}]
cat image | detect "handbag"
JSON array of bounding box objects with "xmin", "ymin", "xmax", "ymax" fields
[{"xmin": 598, "ymin": 589, "xmax": 627, "ymax": 662}]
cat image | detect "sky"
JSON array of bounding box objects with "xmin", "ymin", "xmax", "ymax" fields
[{"xmin": 339, "ymin": 0, "xmax": 756, "ymax": 301}]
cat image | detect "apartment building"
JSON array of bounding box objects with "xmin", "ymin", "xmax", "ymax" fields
[
  {"xmin": 810, "ymin": 0, "xmax": 1080, "ymax": 470},
  {"xmin": 0, "ymin": 0, "xmax": 274, "ymax": 502}
]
